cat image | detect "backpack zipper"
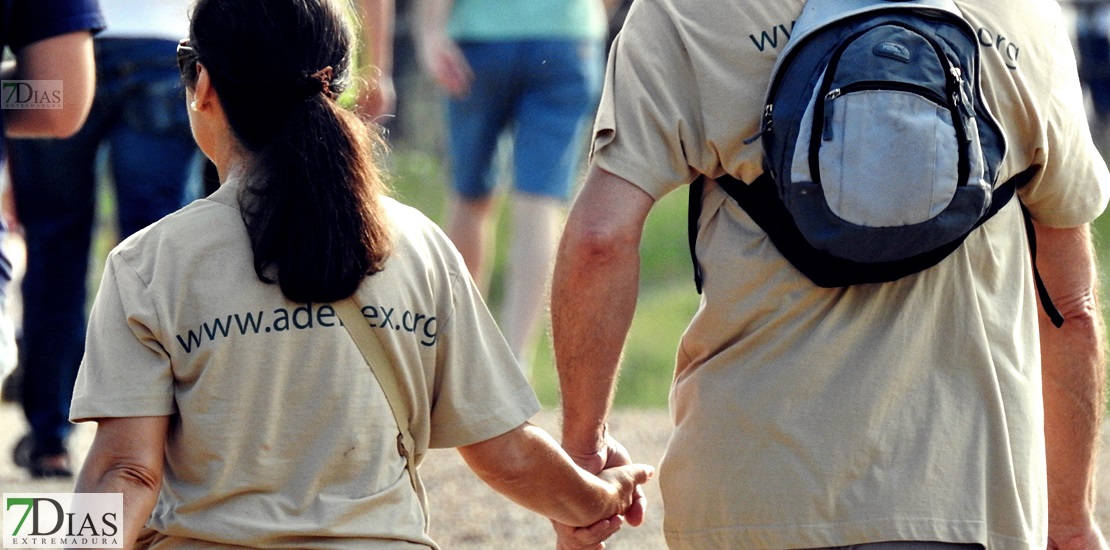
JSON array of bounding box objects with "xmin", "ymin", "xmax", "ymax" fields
[
  {"xmin": 821, "ymin": 80, "xmax": 949, "ymax": 141},
  {"xmin": 743, "ymin": 104, "xmax": 774, "ymax": 145}
]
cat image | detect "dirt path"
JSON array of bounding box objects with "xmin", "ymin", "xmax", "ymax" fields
[{"xmin": 2, "ymin": 403, "xmax": 1109, "ymax": 548}]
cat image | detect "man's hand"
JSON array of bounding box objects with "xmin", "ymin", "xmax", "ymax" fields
[{"xmin": 1048, "ymin": 522, "xmax": 1109, "ymax": 550}]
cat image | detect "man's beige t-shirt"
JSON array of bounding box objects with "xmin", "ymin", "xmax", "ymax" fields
[
  {"xmin": 70, "ymin": 180, "xmax": 540, "ymax": 549},
  {"xmin": 594, "ymin": 0, "xmax": 1110, "ymax": 548}
]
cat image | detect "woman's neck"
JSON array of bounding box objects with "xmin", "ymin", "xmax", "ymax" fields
[{"xmin": 214, "ymin": 148, "xmax": 250, "ymax": 186}]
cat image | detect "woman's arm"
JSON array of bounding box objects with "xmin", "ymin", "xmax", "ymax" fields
[
  {"xmin": 74, "ymin": 416, "xmax": 170, "ymax": 550},
  {"xmin": 457, "ymin": 422, "xmax": 653, "ymax": 527}
]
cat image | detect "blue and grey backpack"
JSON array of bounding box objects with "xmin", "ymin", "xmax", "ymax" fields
[{"xmin": 689, "ymin": 0, "xmax": 1063, "ymax": 326}]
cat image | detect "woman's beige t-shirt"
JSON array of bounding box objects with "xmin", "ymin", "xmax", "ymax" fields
[
  {"xmin": 594, "ymin": 0, "xmax": 1109, "ymax": 548},
  {"xmin": 70, "ymin": 180, "xmax": 540, "ymax": 549}
]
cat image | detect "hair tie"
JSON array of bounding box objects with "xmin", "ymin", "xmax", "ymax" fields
[{"xmin": 298, "ymin": 66, "xmax": 338, "ymax": 100}]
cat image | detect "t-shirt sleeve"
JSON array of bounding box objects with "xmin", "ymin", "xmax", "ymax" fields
[
  {"xmin": 1016, "ymin": 15, "xmax": 1110, "ymax": 227},
  {"xmin": 70, "ymin": 252, "xmax": 176, "ymax": 422},
  {"xmin": 424, "ymin": 268, "xmax": 541, "ymax": 449},
  {"xmin": 591, "ymin": 0, "xmax": 704, "ymax": 200},
  {"xmin": 8, "ymin": 0, "xmax": 105, "ymax": 51}
]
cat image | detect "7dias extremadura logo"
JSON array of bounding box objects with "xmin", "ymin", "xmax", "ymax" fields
[
  {"xmin": 3, "ymin": 494, "xmax": 122, "ymax": 549},
  {"xmin": 0, "ymin": 81, "xmax": 62, "ymax": 110}
]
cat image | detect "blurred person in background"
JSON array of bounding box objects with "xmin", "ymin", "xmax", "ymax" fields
[
  {"xmin": 1075, "ymin": 0, "xmax": 1110, "ymax": 157},
  {"xmin": 414, "ymin": 0, "xmax": 607, "ymax": 377},
  {"xmin": 0, "ymin": 0, "xmax": 102, "ymax": 382},
  {"xmin": 5, "ymin": 0, "xmax": 198, "ymax": 479}
]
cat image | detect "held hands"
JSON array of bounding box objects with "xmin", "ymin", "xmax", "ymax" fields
[{"xmin": 554, "ymin": 432, "xmax": 651, "ymax": 549}]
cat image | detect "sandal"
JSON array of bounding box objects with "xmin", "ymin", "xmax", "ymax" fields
[{"xmin": 12, "ymin": 433, "xmax": 72, "ymax": 479}]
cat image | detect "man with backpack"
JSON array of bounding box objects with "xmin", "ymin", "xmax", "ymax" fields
[{"xmin": 550, "ymin": 0, "xmax": 1110, "ymax": 548}]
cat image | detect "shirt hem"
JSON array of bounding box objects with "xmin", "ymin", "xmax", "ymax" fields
[{"xmin": 662, "ymin": 518, "xmax": 1042, "ymax": 550}]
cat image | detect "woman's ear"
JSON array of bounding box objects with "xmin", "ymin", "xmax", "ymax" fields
[
  {"xmin": 193, "ymin": 63, "xmax": 215, "ymax": 112},
  {"xmin": 185, "ymin": 62, "xmax": 233, "ymax": 174}
]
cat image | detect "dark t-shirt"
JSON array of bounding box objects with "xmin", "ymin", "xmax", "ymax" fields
[
  {"xmin": 0, "ymin": 0, "xmax": 104, "ymax": 294},
  {"xmin": 6, "ymin": 0, "xmax": 105, "ymax": 51}
]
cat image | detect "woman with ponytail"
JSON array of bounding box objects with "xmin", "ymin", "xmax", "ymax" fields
[{"xmin": 67, "ymin": 1, "xmax": 652, "ymax": 548}]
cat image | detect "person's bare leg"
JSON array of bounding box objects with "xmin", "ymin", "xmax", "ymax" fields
[
  {"xmin": 502, "ymin": 192, "xmax": 565, "ymax": 378},
  {"xmin": 446, "ymin": 194, "xmax": 497, "ymax": 291}
]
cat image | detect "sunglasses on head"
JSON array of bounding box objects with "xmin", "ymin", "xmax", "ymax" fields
[{"xmin": 177, "ymin": 38, "xmax": 199, "ymax": 83}]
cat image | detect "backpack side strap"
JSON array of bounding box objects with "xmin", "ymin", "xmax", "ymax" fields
[
  {"xmin": 689, "ymin": 177, "xmax": 706, "ymax": 294},
  {"xmin": 1020, "ymin": 202, "xmax": 1066, "ymax": 328}
]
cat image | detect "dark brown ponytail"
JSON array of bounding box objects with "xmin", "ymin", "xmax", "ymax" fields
[{"xmin": 188, "ymin": 0, "xmax": 392, "ymax": 303}]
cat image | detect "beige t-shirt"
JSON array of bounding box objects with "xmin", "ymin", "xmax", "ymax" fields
[
  {"xmin": 595, "ymin": 0, "xmax": 1110, "ymax": 548},
  {"xmin": 70, "ymin": 180, "xmax": 540, "ymax": 549}
]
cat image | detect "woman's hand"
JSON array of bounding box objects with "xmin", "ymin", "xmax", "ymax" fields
[{"xmin": 564, "ymin": 431, "xmax": 648, "ymax": 526}]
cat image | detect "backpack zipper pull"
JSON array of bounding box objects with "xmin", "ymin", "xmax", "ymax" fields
[
  {"xmin": 823, "ymin": 88, "xmax": 841, "ymax": 141},
  {"xmin": 949, "ymin": 66, "xmax": 963, "ymax": 85},
  {"xmin": 743, "ymin": 104, "xmax": 774, "ymax": 144},
  {"xmin": 949, "ymin": 67, "xmax": 974, "ymax": 142}
]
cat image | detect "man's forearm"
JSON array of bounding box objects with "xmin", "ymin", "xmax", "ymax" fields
[
  {"xmin": 1036, "ymin": 223, "xmax": 1107, "ymax": 534},
  {"xmin": 551, "ymin": 226, "xmax": 639, "ymax": 452},
  {"xmin": 551, "ymin": 167, "xmax": 654, "ymax": 454}
]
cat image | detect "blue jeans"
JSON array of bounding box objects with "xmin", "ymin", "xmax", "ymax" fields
[
  {"xmin": 1079, "ymin": 26, "xmax": 1110, "ymax": 117},
  {"xmin": 8, "ymin": 37, "xmax": 198, "ymax": 456},
  {"xmin": 446, "ymin": 39, "xmax": 604, "ymax": 201}
]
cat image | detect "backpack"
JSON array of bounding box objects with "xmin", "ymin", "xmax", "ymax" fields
[{"xmin": 688, "ymin": 0, "xmax": 1064, "ymax": 326}]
